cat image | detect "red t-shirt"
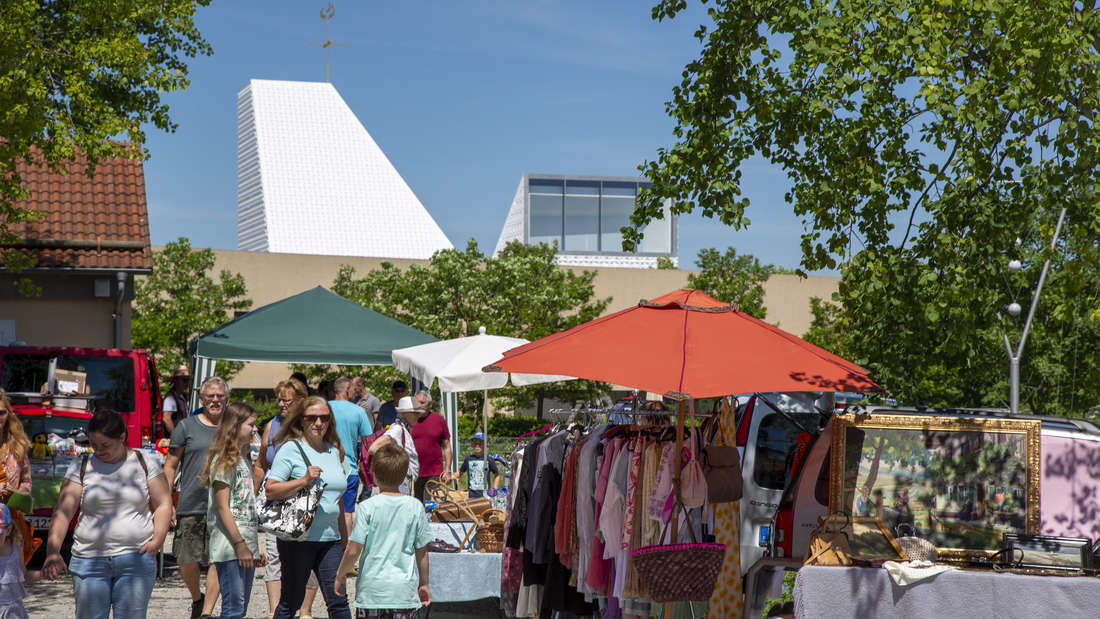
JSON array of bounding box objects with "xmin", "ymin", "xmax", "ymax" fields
[{"xmin": 410, "ymin": 412, "xmax": 450, "ymax": 477}]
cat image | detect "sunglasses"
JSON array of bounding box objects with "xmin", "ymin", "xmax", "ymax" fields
[{"xmin": 304, "ymin": 414, "xmax": 330, "ymax": 425}]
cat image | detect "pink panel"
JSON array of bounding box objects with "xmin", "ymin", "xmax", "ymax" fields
[{"xmin": 1041, "ymin": 435, "xmax": 1100, "ymax": 539}]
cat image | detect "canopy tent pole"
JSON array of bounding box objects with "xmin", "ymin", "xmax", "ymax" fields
[
  {"xmin": 189, "ymin": 356, "xmax": 217, "ymax": 411},
  {"xmin": 443, "ymin": 391, "xmax": 460, "ymax": 473}
]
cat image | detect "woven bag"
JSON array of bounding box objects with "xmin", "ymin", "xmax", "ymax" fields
[
  {"xmin": 426, "ymin": 478, "xmax": 467, "ymax": 503},
  {"xmin": 894, "ymin": 523, "xmax": 932, "ymax": 562},
  {"xmin": 630, "ymin": 502, "xmax": 726, "ymax": 602},
  {"xmin": 475, "ymin": 521, "xmax": 505, "ymax": 552},
  {"xmin": 804, "ymin": 515, "xmax": 852, "ymax": 566}
]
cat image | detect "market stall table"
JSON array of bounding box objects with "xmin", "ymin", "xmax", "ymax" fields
[{"xmin": 794, "ymin": 564, "xmax": 1100, "ymax": 618}]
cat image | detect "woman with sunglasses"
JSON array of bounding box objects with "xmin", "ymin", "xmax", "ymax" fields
[
  {"xmin": 265, "ymin": 395, "xmax": 350, "ymax": 619},
  {"xmin": 256, "ymin": 379, "xmax": 320, "ymax": 619}
]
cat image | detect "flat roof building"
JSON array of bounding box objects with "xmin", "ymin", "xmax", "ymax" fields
[{"xmin": 493, "ymin": 174, "xmax": 677, "ymax": 269}]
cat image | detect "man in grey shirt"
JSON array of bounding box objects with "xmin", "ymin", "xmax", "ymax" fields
[
  {"xmin": 352, "ymin": 375, "xmax": 381, "ymax": 417},
  {"xmin": 164, "ymin": 375, "xmax": 227, "ymax": 619}
]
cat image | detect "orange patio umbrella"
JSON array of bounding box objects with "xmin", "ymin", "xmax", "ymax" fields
[{"xmin": 485, "ymin": 288, "xmax": 876, "ymax": 399}]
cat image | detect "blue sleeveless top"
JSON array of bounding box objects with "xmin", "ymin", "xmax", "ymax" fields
[{"xmin": 265, "ymin": 414, "xmax": 285, "ymax": 469}]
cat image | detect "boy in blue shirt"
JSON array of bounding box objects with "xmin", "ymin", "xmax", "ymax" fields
[{"xmin": 335, "ymin": 442, "xmax": 432, "ymax": 618}]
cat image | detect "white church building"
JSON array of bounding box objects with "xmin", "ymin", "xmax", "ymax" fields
[{"xmin": 235, "ymin": 79, "xmax": 453, "ymax": 260}]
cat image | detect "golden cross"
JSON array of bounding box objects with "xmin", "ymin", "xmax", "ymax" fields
[{"xmin": 308, "ymin": 3, "xmax": 347, "ymax": 82}]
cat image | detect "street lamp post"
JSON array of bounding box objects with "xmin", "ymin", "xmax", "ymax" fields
[{"xmin": 1003, "ymin": 206, "xmax": 1067, "ymax": 415}]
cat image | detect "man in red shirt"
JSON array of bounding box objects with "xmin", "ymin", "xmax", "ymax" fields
[{"xmin": 409, "ymin": 390, "xmax": 451, "ymax": 501}]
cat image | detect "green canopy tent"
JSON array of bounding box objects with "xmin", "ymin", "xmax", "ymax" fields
[{"xmin": 188, "ymin": 286, "xmax": 437, "ymax": 404}]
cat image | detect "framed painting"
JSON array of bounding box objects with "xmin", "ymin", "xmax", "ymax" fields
[{"xmin": 829, "ymin": 413, "xmax": 1041, "ymax": 563}]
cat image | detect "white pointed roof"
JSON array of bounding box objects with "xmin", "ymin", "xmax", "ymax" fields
[{"xmin": 236, "ymin": 79, "xmax": 453, "ymax": 259}]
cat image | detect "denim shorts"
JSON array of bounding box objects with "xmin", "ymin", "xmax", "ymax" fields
[{"xmin": 69, "ymin": 551, "xmax": 156, "ymax": 619}]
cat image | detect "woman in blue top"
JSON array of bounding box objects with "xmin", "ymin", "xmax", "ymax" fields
[{"xmin": 265, "ymin": 395, "xmax": 350, "ymax": 619}]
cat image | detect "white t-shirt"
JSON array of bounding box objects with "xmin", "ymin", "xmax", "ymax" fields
[
  {"xmin": 383, "ymin": 422, "xmax": 419, "ymax": 495},
  {"xmin": 64, "ymin": 451, "xmax": 163, "ymax": 557}
]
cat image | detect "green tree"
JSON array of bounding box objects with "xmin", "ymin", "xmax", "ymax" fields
[
  {"xmin": 633, "ymin": 1, "xmax": 1100, "ymax": 413},
  {"xmin": 332, "ymin": 240, "xmax": 612, "ymax": 417},
  {"xmin": 0, "ymin": 1, "xmax": 212, "ymax": 290},
  {"xmin": 133, "ymin": 238, "xmax": 251, "ymax": 386},
  {"xmin": 686, "ymin": 247, "xmax": 787, "ymax": 319}
]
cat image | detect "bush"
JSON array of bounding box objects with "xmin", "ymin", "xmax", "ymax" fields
[
  {"xmin": 454, "ymin": 414, "xmax": 549, "ymax": 439},
  {"xmin": 231, "ymin": 390, "xmax": 279, "ymax": 424}
]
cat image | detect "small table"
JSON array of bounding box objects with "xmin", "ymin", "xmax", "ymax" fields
[{"xmin": 795, "ymin": 564, "xmax": 1100, "ymax": 618}]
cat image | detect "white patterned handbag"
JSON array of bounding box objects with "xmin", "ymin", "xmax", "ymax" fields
[{"xmin": 257, "ymin": 440, "xmax": 327, "ymax": 541}]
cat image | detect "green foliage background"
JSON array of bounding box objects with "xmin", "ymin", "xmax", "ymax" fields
[
  {"xmin": 325, "ymin": 240, "xmax": 613, "ymax": 417},
  {"xmin": 0, "ymin": 0, "xmax": 212, "ymax": 293},
  {"xmin": 133, "ymin": 238, "xmax": 252, "ymax": 391},
  {"xmin": 637, "ymin": 0, "xmax": 1100, "ymax": 414}
]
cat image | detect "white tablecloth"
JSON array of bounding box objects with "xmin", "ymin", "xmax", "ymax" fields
[
  {"xmin": 428, "ymin": 551, "xmax": 502, "ymax": 602},
  {"xmin": 429, "ymin": 521, "xmax": 475, "ymax": 551},
  {"xmin": 795, "ymin": 565, "xmax": 1100, "ymax": 619}
]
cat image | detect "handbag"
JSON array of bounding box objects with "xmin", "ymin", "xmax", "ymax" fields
[
  {"xmin": 630, "ymin": 501, "xmax": 727, "ymax": 602},
  {"xmin": 679, "ymin": 406, "xmax": 708, "ymax": 509},
  {"xmin": 804, "ymin": 515, "xmax": 853, "ymax": 566},
  {"xmin": 431, "ymin": 497, "xmax": 492, "ymax": 522},
  {"xmin": 895, "ymin": 523, "xmax": 935, "ymax": 562},
  {"xmin": 257, "ymin": 441, "xmax": 327, "ymax": 541},
  {"xmin": 702, "ymin": 399, "xmax": 742, "ymax": 503}
]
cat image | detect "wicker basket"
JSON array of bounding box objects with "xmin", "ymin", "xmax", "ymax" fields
[
  {"xmin": 426, "ymin": 479, "xmax": 467, "ymax": 503},
  {"xmin": 631, "ymin": 541, "xmax": 727, "ymax": 602},
  {"xmin": 475, "ymin": 521, "xmax": 505, "ymax": 553}
]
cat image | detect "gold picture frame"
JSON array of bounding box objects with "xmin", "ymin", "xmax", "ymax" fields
[{"xmin": 829, "ymin": 413, "xmax": 1041, "ymax": 563}]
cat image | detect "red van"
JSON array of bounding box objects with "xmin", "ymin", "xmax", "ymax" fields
[{"xmin": 0, "ymin": 346, "xmax": 163, "ymax": 554}]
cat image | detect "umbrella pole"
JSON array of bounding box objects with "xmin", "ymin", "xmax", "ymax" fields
[
  {"xmin": 483, "ymin": 388, "xmax": 489, "ymax": 487},
  {"xmin": 666, "ymin": 398, "xmax": 687, "ymax": 619}
]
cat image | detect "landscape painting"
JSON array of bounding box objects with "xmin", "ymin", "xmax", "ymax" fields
[{"xmin": 830, "ymin": 413, "xmax": 1041, "ymax": 559}]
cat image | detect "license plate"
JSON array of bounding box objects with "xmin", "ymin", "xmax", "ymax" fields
[{"xmin": 26, "ymin": 516, "xmax": 51, "ymax": 530}]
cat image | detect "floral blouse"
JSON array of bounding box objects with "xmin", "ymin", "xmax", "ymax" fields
[{"xmin": 0, "ymin": 443, "xmax": 31, "ymax": 503}]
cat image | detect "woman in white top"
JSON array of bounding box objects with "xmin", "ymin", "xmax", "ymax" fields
[{"xmin": 42, "ymin": 409, "xmax": 173, "ymax": 619}]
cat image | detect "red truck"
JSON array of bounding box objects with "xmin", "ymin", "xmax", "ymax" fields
[{"xmin": 0, "ymin": 346, "xmax": 164, "ymax": 559}]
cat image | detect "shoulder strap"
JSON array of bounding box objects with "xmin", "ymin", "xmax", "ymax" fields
[
  {"xmin": 294, "ymin": 439, "xmax": 313, "ymax": 467},
  {"xmin": 79, "ymin": 455, "xmax": 89, "ymax": 485},
  {"xmin": 133, "ymin": 450, "xmax": 149, "ymax": 476}
]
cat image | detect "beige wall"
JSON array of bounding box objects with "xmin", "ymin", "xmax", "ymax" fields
[
  {"xmin": 0, "ymin": 299, "xmax": 131, "ymax": 349},
  {"xmin": 202, "ymin": 248, "xmax": 837, "ymax": 389}
]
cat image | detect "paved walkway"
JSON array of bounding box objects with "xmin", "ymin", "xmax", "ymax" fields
[{"xmin": 25, "ymin": 570, "xmax": 346, "ymax": 618}]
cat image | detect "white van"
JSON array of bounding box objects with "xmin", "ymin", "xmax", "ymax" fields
[{"xmin": 739, "ymin": 404, "xmax": 1100, "ymax": 617}]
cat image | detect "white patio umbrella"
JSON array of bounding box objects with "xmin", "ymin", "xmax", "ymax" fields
[{"xmin": 391, "ymin": 326, "xmax": 574, "ymax": 473}]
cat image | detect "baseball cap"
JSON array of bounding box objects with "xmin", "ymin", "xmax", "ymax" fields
[{"xmin": 471, "ymin": 432, "xmax": 486, "ymax": 442}]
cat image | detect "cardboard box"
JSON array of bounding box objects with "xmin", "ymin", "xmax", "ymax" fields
[{"xmin": 54, "ymin": 369, "xmax": 87, "ymax": 395}]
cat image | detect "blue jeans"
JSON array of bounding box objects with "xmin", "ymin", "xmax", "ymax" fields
[
  {"xmin": 273, "ymin": 539, "xmax": 351, "ymax": 619},
  {"xmin": 69, "ymin": 551, "xmax": 157, "ymax": 619},
  {"xmin": 214, "ymin": 560, "xmax": 255, "ymax": 619}
]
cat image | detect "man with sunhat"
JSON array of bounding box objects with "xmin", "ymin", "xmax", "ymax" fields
[
  {"xmin": 367, "ymin": 395, "xmax": 420, "ymax": 496},
  {"xmin": 161, "ymin": 365, "xmax": 191, "ymax": 435}
]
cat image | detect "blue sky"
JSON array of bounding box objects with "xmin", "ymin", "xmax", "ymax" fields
[{"xmin": 143, "ymin": 1, "xmax": 816, "ymax": 272}]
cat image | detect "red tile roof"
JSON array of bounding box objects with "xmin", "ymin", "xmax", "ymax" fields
[{"xmin": 7, "ymin": 149, "xmax": 152, "ymax": 271}]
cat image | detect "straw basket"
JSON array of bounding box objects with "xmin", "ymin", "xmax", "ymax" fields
[
  {"xmin": 426, "ymin": 479, "xmax": 467, "ymax": 504},
  {"xmin": 631, "ymin": 541, "xmax": 726, "ymax": 602}
]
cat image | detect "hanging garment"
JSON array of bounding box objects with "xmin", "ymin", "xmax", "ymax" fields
[
  {"xmin": 707, "ymin": 402, "xmax": 744, "ymax": 619},
  {"xmin": 501, "ymin": 448, "xmax": 526, "ymax": 617}
]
